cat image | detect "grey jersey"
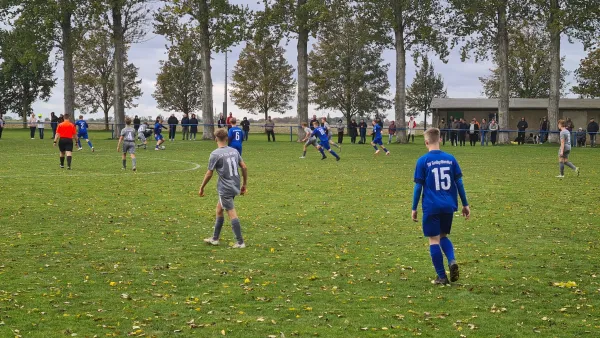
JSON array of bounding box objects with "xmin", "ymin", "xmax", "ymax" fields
[
  {"xmin": 560, "ymin": 129, "xmax": 571, "ymax": 151},
  {"xmin": 304, "ymin": 127, "xmax": 315, "ymax": 140},
  {"xmin": 138, "ymin": 124, "xmax": 147, "ymax": 134},
  {"xmin": 323, "ymin": 122, "xmax": 332, "ymax": 135},
  {"xmin": 208, "ymin": 146, "xmax": 242, "ymax": 196},
  {"xmin": 121, "ymin": 127, "xmax": 136, "ymax": 142}
]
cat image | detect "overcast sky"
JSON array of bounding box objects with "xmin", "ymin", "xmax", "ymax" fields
[{"xmin": 20, "ymin": 1, "xmax": 589, "ymax": 123}]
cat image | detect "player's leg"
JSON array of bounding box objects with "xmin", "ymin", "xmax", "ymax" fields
[
  {"xmin": 65, "ymin": 150, "xmax": 73, "ymax": 169},
  {"xmin": 439, "ymin": 213, "xmax": 458, "ymax": 282},
  {"xmin": 301, "ymin": 142, "xmax": 308, "ymax": 158},
  {"xmin": 562, "ymin": 151, "xmax": 578, "ymax": 175},
  {"xmin": 77, "ymin": 135, "xmax": 82, "ymax": 150},
  {"xmin": 131, "ymin": 153, "xmax": 136, "ymax": 171},
  {"xmin": 423, "ymin": 214, "xmax": 449, "ymax": 284},
  {"xmin": 220, "ymin": 196, "xmax": 244, "ymax": 247},
  {"xmin": 205, "ymin": 200, "xmax": 225, "ymax": 245},
  {"xmin": 378, "ymin": 140, "xmax": 390, "ymax": 155},
  {"xmin": 59, "ymin": 151, "xmax": 66, "ymax": 168}
]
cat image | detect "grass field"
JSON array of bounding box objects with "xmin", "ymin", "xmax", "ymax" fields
[{"xmin": 1, "ymin": 129, "xmax": 599, "ymax": 338}]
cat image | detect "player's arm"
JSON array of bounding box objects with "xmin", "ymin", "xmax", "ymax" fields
[
  {"xmin": 560, "ymin": 136, "xmax": 565, "ymax": 154},
  {"xmin": 198, "ymin": 169, "xmax": 214, "ymax": 197},
  {"xmin": 411, "ymin": 182, "xmax": 423, "ymax": 222},
  {"xmin": 117, "ymin": 135, "xmax": 123, "ymax": 151},
  {"xmin": 53, "ymin": 129, "xmax": 60, "ymax": 146},
  {"xmin": 239, "ymin": 159, "xmax": 248, "ymax": 195},
  {"xmin": 456, "ymin": 178, "xmax": 470, "ymax": 220}
]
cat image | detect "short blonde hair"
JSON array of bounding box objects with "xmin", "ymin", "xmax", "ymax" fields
[
  {"xmin": 424, "ymin": 128, "xmax": 440, "ymax": 144},
  {"xmin": 558, "ymin": 119, "xmax": 565, "ymax": 127},
  {"xmin": 215, "ymin": 128, "xmax": 228, "ymax": 141}
]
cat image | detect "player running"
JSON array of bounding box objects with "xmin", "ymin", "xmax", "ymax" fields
[
  {"xmin": 371, "ymin": 119, "xmax": 390, "ymax": 155},
  {"xmin": 312, "ymin": 121, "xmax": 340, "ymax": 161},
  {"xmin": 556, "ymin": 119, "xmax": 580, "ymax": 178},
  {"xmin": 53, "ymin": 113, "xmax": 77, "ymax": 170},
  {"xmin": 199, "ymin": 129, "xmax": 249, "ymax": 248},
  {"xmin": 137, "ymin": 122, "xmax": 149, "ymax": 149},
  {"xmin": 117, "ymin": 117, "xmax": 137, "ymax": 171},
  {"xmin": 227, "ymin": 117, "xmax": 244, "ymax": 155},
  {"xmin": 412, "ymin": 128, "xmax": 470, "ymax": 285},
  {"xmin": 299, "ymin": 122, "xmax": 319, "ymax": 158},
  {"xmin": 75, "ymin": 115, "xmax": 94, "ymax": 152},
  {"xmin": 321, "ymin": 117, "xmax": 341, "ymax": 152},
  {"xmin": 154, "ymin": 117, "xmax": 168, "ymax": 150}
]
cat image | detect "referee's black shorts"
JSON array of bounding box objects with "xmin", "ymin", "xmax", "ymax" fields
[{"xmin": 58, "ymin": 138, "xmax": 74, "ymax": 152}]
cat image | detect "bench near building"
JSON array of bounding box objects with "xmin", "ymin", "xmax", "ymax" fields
[{"xmin": 431, "ymin": 98, "xmax": 600, "ymax": 137}]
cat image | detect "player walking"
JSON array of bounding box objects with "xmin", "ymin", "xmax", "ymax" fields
[
  {"xmin": 200, "ymin": 129, "xmax": 248, "ymax": 248},
  {"xmin": 154, "ymin": 117, "xmax": 168, "ymax": 150},
  {"xmin": 117, "ymin": 117, "xmax": 137, "ymax": 171},
  {"xmin": 227, "ymin": 117, "xmax": 244, "ymax": 155},
  {"xmin": 556, "ymin": 119, "xmax": 580, "ymax": 178},
  {"xmin": 75, "ymin": 115, "xmax": 94, "ymax": 152},
  {"xmin": 371, "ymin": 120, "xmax": 390, "ymax": 155},
  {"xmin": 412, "ymin": 128, "xmax": 470, "ymax": 285},
  {"xmin": 53, "ymin": 113, "xmax": 78, "ymax": 170},
  {"xmin": 312, "ymin": 121, "xmax": 340, "ymax": 161},
  {"xmin": 299, "ymin": 122, "xmax": 319, "ymax": 158}
]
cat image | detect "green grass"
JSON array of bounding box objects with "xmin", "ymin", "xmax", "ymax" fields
[{"xmin": 1, "ymin": 129, "xmax": 599, "ymax": 337}]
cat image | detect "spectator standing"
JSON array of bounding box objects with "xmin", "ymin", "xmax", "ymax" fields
[
  {"xmin": 217, "ymin": 114, "xmax": 226, "ymax": 128},
  {"xmin": 447, "ymin": 115, "xmax": 454, "ymax": 144},
  {"xmin": 37, "ymin": 114, "xmax": 45, "ymax": 139},
  {"xmin": 226, "ymin": 112, "xmax": 233, "ymax": 130},
  {"xmin": 468, "ymin": 118, "xmax": 479, "ymax": 146},
  {"xmin": 190, "ymin": 114, "xmax": 199, "ymax": 140},
  {"xmin": 167, "ymin": 114, "xmax": 178, "ymax": 141},
  {"xmin": 587, "ymin": 117, "xmax": 598, "ymax": 147},
  {"xmin": 576, "ymin": 128, "xmax": 586, "ymax": 147},
  {"xmin": 349, "ymin": 119, "xmax": 358, "ymax": 144},
  {"xmin": 489, "ymin": 118, "xmax": 499, "ymax": 145},
  {"xmin": 50, "ymin": 112, "xmax": 59, "ymax": 138},
  {"xmin": 133, "ymin": 115, "xmax": 141, "ymax": 132},
  {"xmin": 407, "ymin": 116, "xmax": 417, "ymax": 142},
  {"xmin": 388, "ymin": 121, "xmax": 397, "ymax": 144},
  {"xmin": 265, "ymin": 116, "xmax": 275, "ymax": 142},
  {"xmin": 0, "ymin": 115, "xmax": 4, "ymax": 139},
  {"xmin": 480, "ymin": 118, "xmax": 489, "ymax": 146},
  {"xmin": 28, "ymin": 113, "xmax": 37, "ymax": 139},
  {"xmin": 458, "ymin": 118, "xmax": 468, "ymax": 146},
  {"xmin": 58, "ymin": 114, "xmax": 64, "ymax": 123},
  {"xmin": 565, "ymin": 117, "xmax": 574, "ymax": 132},
  {"xmin": 181, "ymin": 113, "xmax": 190, "ymax": 140},
  {"xmin": 451, "ymin": 118, "xmax": 460, "ymax": 146},
  {"xmin": 241, "ymin": 117, "xmax": 250, "ymax": 141},
  {"xmin": 310, "ymin": 115, "xmax": 318, "ymax": 130},
  {"xmin": 438, "ymin": 118, "xmax": 446, "ymax": 146},
  {"xmin": 517, "ymin": 117, "xmax": 528, "ymax": 145},
  {"xmin": 336, "ymin": 119, "xmax": 345, "ymax": 144},
  {"xmin": 539, "ymin": 117, "xmax": 549, "ymax": 144},
  {"xmin": 358, "ymin": 119, "xmax": 367, "ymax": 144}
]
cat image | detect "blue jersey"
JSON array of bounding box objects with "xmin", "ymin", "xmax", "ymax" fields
[
  {"xmin": 414, "ymin": 150, "xmax": 463, "ymax": 215},
  {"xmin": 373, "ymin": 124, "xmax": 382, "ymax": 140},
  {"xmin": 228, "ymin": 126, "xmax": 244, "ymax": 148},
  {"xmin": 312, "ymin": 126, "xmax": 329, "ymax": 143},
  {"xmin": 154, "ymin": 122, "xmax": 164, "ymax": 135},
  {"xmin": 75, "ymin": 120, "xmax": 88, "ymax": 132}
]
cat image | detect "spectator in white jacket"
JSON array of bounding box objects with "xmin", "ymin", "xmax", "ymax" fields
[{"xmin": 37, "ymin": 114, "xmax": 45, "ymax": 139}]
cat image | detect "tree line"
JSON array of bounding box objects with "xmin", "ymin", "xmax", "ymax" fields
[{"xmin": 1, "ymin": 1, "xmax": 599, "ymax": 142}]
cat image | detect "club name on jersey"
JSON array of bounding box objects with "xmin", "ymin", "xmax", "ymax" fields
[
  {"xmin": 217, "ymin": 151, "xmax": 239, "ymax": 158},
  {"xmin": 427, "ymin": 160, "xmax": 453, "ymax": 167}
]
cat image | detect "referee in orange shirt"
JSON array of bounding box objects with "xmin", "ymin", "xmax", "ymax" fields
[{"xmin": 53, "ymin": 113, "xmax": 78, "ymax": 170}]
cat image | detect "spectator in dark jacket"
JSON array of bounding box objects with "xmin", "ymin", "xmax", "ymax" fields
[
  {"xmin": 451, "ymin": 118, "xmax": 460, "ymax": 146},
  {"xmin": 539, "ymin": 117, "xmax": 549, "ymax": 144},
  {"xmin": 576, "ymin": 128, "xmax": 586, "ymax": 147},
  {"xmin": 587, "ymin": 117, "xmax": 599, "ymax": 147},
  {"xmin": 566, "ymin": 117, "xmax": 574, "ymax": 132},
  {"xmin": 438, "ymin": 118, "xmax": 446, "ymax": 146},
  {"xmin": 349, "ymin": 119, "xmax": 358, "ymax": 144},
  {"xmin": 517, "ymin": 117, "xmax": 528, "ymax": 145},
  {"xmin": 217, "ymin": 114, "xmax": 226, "ymax": 128},
  {"xmin": 133, "ymin": 115, "xmax": 141, "ymax": 131},
  {"xmin": 241, "ymin": 117, "xmax": 250, "ymax": 141},
  {"xmin": 480, "ymin": 118, "xmax": 489, "ymax": 146},
  {"xmin": 50, "ymin": 112, "xmax": 59, "ymax": 138},
  {"xmin": 167, "ymin": 114, "xmax": 178, "ymax": 141},
  {"xmin": 189, "ymin": 114, "xmax": 199, "ymax": 140},
  {"xmin": 181, "ymin": 114, "xmax": 190, "ymax": 140},
  {"xmin": 358, "ymin": 119, "xmax": 367, "ymax": 144},
  {"xmin": 388, "ymin": 121, "xmax": 396, "ymax": 144},
  {"xmin": 458, "ymin": 118, "xmax": 468, "ymax": 146},
  {"xmin": 310, "ymin": 115, "xmax": 318, "ymax": 130},
  {"xmin": 468, "ymin": 118, "xmax": 479, "ymax": 146}
]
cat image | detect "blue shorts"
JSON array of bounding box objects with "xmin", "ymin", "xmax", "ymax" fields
[
  {"xmin": 320, "ymin": 141, "xmax": 331, "ymax": 150},
  {"xmin": 232, "ymin": 146, "xmax": 242, "ymax": 156},
  {"xmin": 78, "ymin": 132, "xmax": 89, "ymax": 139},
  {"xmin": 373, "ymin": 138, "xmax": 383, "ymax": 145},
  {"xmin": 155, "ymin": 134, "xmax": 164, "ymax": 141},
  {"xmin": 422, "ymin": 213, "xmax": 454, "ymax": 237}
]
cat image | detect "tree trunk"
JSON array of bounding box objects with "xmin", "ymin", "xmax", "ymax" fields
[
  {"xmin": 393, "ymin": 1, "xmax": 407, "ymax": 143},
  {"xmin": 497, "ymin": 2, "xmax": 510, "ymax": 144},
  {"xmin": 199, "ymin": 0, "xmax": 214, "ymax": 140},
  {"xmin": 296, "ymin": 0, "xmax": 309, "ymax": 140},
  {"xmin": 111, "ymin": 4, "xmax": 125, "ymax": 138},
  {"xmin": 60, "ymin": 1, "xmax": 75, "ymax": 118},
  {"xmin": 547, "ymin": 0, "xmax": 560, "ymax": 143},
  {"xmin": 104, "ymin": 108, "xmax": 110, "ymax": 131}
]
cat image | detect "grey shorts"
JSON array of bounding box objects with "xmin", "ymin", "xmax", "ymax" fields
[
  {"xmin": 305, "ymin": 137, "xmax": 318, "ymax": 147},
  {"xmin": 138, "ymin": 133, "xmax": 146, "ymax": 142},
  {"xmin": 123, "ymin": 142, "xmax": 135, "ymax": 154},
  {"xmin": 559, "ymin": 149, "xmax": 570, "ymax": 159},
  {"xmin": 219, "ymin": 195, "xmax": 235, "ymax": 211}
]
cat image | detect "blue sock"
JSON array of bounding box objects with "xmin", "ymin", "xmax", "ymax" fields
[
  {"xmin": 87, "ymin": 140, "xmax": 93, "ymax": 148},
  {"xmin": 330, "ymin": 150, "xmax": 339, "ymax": 159},
  {"xmin": 373, "ymin": 145, "xmax": 378, "ymax": 151},
  {"xmin": 319, "ymin": 148, "xmax": 325, "ymax": 156},
  {"xmin": 430, "ymin": 244, "xmax": 446, "ymax": 279},
  {"xmin": 77, "ymin": 139, "xmax": 81, "ymax": 148},
  {"xmin": 439, "ymin": 237, "xmax": 456, "ymax": 264},
  {"xmin": 382, "ymin": 147, "xmax": 388, "ymax": 152}
]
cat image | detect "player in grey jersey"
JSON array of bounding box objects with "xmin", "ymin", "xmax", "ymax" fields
[
  {"xmin": 137, "ymin": 122, "xmax": 148, "ymax": 149},
  {"xmin": 299, "ymin": 122, "xmax": 319, "ymax": 158},
  {"xmin": 117, "ymin": 117, "xmax": 137, "ymax": 171},
  {"xmin": 199, "ymin": 129, "xmax": 248, "ymax": 248},
  {"xmin": 556, "ymin": 119, "xmax": 580, "ymax": 178}
]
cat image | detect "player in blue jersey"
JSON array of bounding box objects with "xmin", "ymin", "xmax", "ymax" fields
[
  {"xmin": 227, "ymin": 117, "xmax": 244, "ymax": 155},
  {"xmin": 371, "ymin": 119, "xmax": 389, "ymax": 155},
  {"xmin": 154, "ymin": 117, "xmax": 168, "ymax": 150},
  {"xmin": 412, "ymin": 128, "xmax": 470, "ymax": 285},
  {"xmin": 75, "ymin": 115, "xmax": 94, "ymax": 152},
  {"xmin": 320, "ymin": 117, "xmax": 341, "ymax": 151},
  {"xmin": 312, "ymin": 121, "xmax": 340, "ymax": 161}
]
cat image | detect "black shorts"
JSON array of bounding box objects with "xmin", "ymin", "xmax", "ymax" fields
[{"xmin": 58, "ymin": 138, "xmax": 74, "ymax": 152}]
